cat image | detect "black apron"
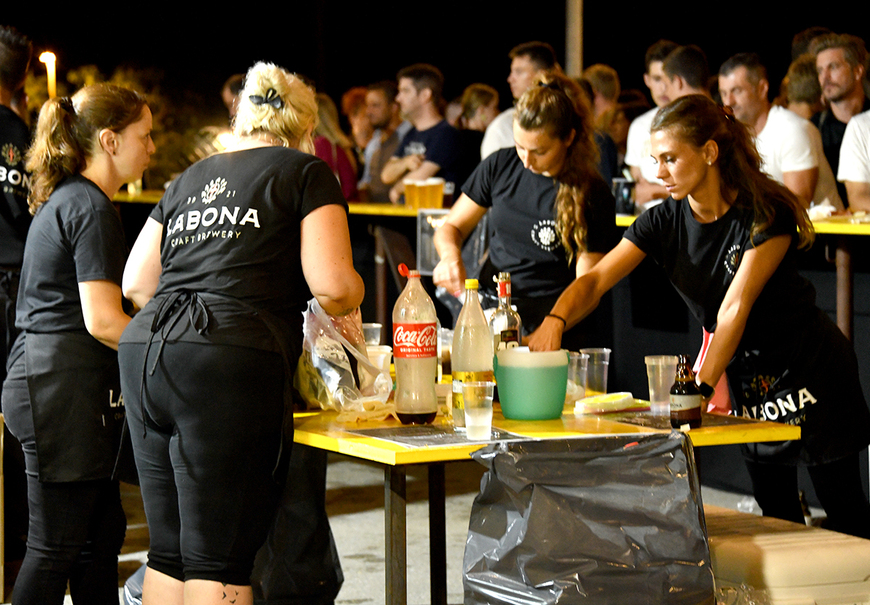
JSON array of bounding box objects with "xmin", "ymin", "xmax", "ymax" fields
[{"xmin": 25, "ymin": 332, "xmax": 135, "ymax": 483}]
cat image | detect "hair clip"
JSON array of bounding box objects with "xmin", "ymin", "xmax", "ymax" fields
[
  {"xmin": 721, "ymin": 104, "xmax": 735, "ymax": 122},
  {"xmin": 249, "ymin": 88, "xmax": 284, "ymax": 109},
  {"xmin": 58, "ymin": 96, "xmax": 75, "ymax": 114},
  {"xmin": 537, "ymin": 80, "xmax": 559, "ymax": 90}
]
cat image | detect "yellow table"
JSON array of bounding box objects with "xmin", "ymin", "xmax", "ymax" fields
[{"xmin": 294, "ymin": 407, "xmax": 799, "ymax": 605}]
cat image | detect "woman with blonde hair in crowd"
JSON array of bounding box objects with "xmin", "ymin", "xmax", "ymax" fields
[
  {"xmin": 1, "ymin": 83, "xmax": 154, "ymax": 604},
  {"xmin": 434, "ymin": 71, "xmax": 616, "ymax": 349},
  {"xmin": 315, "ymin": 92, "xmax": 359, "ymax": 199},
  {"xmin": 459, "ymin": 83, "xmax": 499, "ymax": 132},
  {"xmin": 119, "ymin": 61, "xmax": 363, "ymax": 605},
  {"xmin": 530, "ymin": 95, "xmax": 870, "ymax": 539}
]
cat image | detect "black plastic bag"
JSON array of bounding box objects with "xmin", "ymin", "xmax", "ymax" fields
[{"xmin": 464, "ymin": 433, "xmax": 715, "ymax": 604}]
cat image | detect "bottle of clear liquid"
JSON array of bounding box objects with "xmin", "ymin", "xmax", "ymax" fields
[
  {"xmin": 489, "ymin": 272, "xmax": 522, "ymax": 352},
  {"xmin": 452, "ymin": 279, "xmax": 494, "ymax": 428},
  {"xmin": 393, "ymin": 266, "xmax": 438, "ymax": 424},
  {"xmin": 669, "ymin": 354, "xmax": 702, "ymax": 429}
]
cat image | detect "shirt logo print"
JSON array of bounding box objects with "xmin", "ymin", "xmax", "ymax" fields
[
  {"xmin": 531, "ymin": 219, "xmax": 558, "ymax": 252},
  {"xmin": 724, "ymin": 244, "xmax": 741, "ymax": 275},
  {"xmin": 201, "ymin": 178, "xmax": 227, "ymax": 204}
]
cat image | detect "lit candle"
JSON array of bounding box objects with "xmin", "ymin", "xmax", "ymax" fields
[{"xmin": 39, "ymin": 51, "xmax": 57, "ymax": 98}]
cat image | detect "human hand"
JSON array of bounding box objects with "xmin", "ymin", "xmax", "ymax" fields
[
  {"xmin": 527, "ymin": 316, "xmax": 564, "ymax": 351},
  {"xmin": 389, "ymin": 184, "xmax": 402, "ymax": 204},
  {"xmin": 432, "ymin": 255, "xmax": 466, "ymax": 297},
  {"xmin": 404, "ymin": 153, "xmax": 424, "ymax": 172}
]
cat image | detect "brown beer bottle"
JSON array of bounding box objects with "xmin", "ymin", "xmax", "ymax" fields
[{"xmin": 669, "ymin": 355, "xmax": 702, "ymax": 429}]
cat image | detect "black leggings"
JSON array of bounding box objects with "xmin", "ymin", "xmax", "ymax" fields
[
  {"xmin": 745, "ymin": 453, "xmax": 870, "ymax": 539},
  {"xmin": 2, "ymin": 371, "xmax": 126, "ymax": 605},
  {"xmin": 119, "ymin": 340, "xmax": 285, "ymax": 585}
]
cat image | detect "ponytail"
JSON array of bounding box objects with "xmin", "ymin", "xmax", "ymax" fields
[
  {"xmin": 25, "ymin": 84, "xmax": 147, "ymax": 214},
  {"xmin": 515, "ymin": 71, "xmax": 601, "ymax": 262}
]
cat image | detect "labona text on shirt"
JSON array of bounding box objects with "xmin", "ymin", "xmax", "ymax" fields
[
  {"xmin": 165, "ymin": 178, "xmax": 260, "ymax": 247},
  {"xmin": 740, "ymin": 387, "xmax": 817, "ymax": 425}
]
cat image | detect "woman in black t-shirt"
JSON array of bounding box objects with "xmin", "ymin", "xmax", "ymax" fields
[
  {"xmin": 1, "ymin": 84, "xmax": 155, "ymax": 604},
  {"xmin": 119, "ymin": 62, "xmax": 364, "ymax": 605},
  {"xmin": 530, "ymin": 95, "xmax": 870, "ymax": 539},
  {"xmin": 433, "ymin": 71, "xmax": 615, "ymax": 349}
]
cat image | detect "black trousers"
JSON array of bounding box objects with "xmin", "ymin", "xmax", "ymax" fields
[
  {"xmin": 745, "ymin": 452, "xmax": 870, "ymax": 539},
  {"xmin": 120, "ymin": 340, "xmax": 285, "ymax": 585},
  {"xmin": 2, "ymin": 371, "xmax": 125, "ymax": 605}
]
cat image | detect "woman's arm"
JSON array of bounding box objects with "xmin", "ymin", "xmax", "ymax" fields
[
  {"xmin": 79, "ymin": 280, "xmax": 131, "ymax": 350},
  {"xmin": 695, "ymin": 234, "xmax": 791, "ymax": 387},
  {"xmin": 301, "ymin": 204, "xmax": 365, "ymax": 316},
  {"xmin": 432, "ymin": 193, "xmax": 488, "ymax": 296},
  {"xmin": 528, "ymin": 238, "xmax": 647, "ymax": 351},
  {"xmin": 123, "ymin": 217, "xmax": 164, "ymax": 310},
  {"xmin": 575, "ymin": 251, "xmax": 605, "ymax": 278}
]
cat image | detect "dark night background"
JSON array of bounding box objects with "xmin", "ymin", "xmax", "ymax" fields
[{"xmin": 6, "ymin": 5, "xmax": 869, "ymax": 120}]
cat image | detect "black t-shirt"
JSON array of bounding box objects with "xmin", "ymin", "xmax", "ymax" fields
[
  {"xmin": 0, "ymin": 105, "xmax": 32, "ymax": 266},
  {"xmin": 394, "ymin": 120, "xmax": 465, "ymax": 186},
  {"xmin": 462, "ymin": 148, "xmax": 616, "ymax": 298},
  {"xmin": 15, "ymin": 175, "xmax": 127, "ymax": 334},
  {"xmin": 624, "ymin": 196, "xmax": 816, "ymax": 352},
  {"xmin": 812, "ymin": 99, "xmax": 870, "ymax": 207},
  {"xmin": 123, "ymin": 146, "xmax": 347, "ymax": 350}
]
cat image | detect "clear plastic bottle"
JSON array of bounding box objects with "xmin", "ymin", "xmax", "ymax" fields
[
  {"xmin": 489, "ymin": 272, "xmax": 522, "ymax": 351},
  {"xmin": 452, "ymin": 279, "xmax": 494, "ymax": 428},
  {"xmin": 392, "ymin": 265, "xmax": 438, "ymax": 424}
]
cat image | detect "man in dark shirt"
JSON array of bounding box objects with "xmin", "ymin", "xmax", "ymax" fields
[
  {"xmin": 0, "ymin": 22, "xmax": 32, "ymax": 563},
  {"xmin": 810, "ymin": 33, "xmax": 869, "ymax": 208}
]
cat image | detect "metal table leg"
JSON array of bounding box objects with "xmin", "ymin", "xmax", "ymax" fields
[
  {"xmin": 428, "ymin": 462, "xmax": 447, "ymax": 605},
  {"xmin": 835, "ymin": 235, "xmax": 853, "ymax": 341},
  {"xmin": 385, "ymin": 465, "xmax": 407, "ymax": 605}
]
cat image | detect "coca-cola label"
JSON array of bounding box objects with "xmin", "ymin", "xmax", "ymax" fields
[{"xmin": 393, "ymin": 322, "xmax": 437, "ymax": 358}]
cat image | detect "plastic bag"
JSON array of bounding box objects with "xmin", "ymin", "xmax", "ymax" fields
[
  {"xmin": 464, "ymin": 433, "xmax": 715, "ymax": 604},
  {"xmin": 293, "ymin": 299, "xmax": 393, "ymax": 418}
]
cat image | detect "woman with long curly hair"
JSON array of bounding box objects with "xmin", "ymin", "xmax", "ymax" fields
[
  {"xmin": 433, "ymin": 71, "xmax": 616, "ymax": 349},
  {"xmin": 530, "ymin": 94, "xmax": 870, "ymax": 539}
]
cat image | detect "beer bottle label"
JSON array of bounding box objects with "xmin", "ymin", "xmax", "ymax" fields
[{"xmin": 669, "ymin": 394, "xmax": 701, "ymax": 411}]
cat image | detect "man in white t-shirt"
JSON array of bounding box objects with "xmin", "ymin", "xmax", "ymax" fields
[
  {"xmin": 838, "ymin": 110, "xmax": 870, "ymax": 212},
  {"xmin": 480, "ymin": 41, "xmax": 559, "ymax": 160},
  {"xmin": 719, "ymin": 52, "xmax": 841, "ymax": 209},
  {"xmin": 624, "ymin": 39, "xmax": 679, "ymax": 205}
]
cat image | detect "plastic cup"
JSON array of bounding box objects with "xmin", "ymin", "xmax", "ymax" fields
[
  {"xmin": 367, "ymin": 345, "xmax": 393, "ymax": 375},
  {"xmin": 462, "ymin": 381, "xmax": 494, "ymax": 440},
  {"xmin": 566, "ymin": 352, "xmax": 588, "ymax": 403},
  {"xmin": 362, "ymin": 322, "xmax": 384, "ymax": 346},
  {"xmin": 579, "ymin": 348, "xmax": 611, "ymax": 396},
  {"xmin": 644, "ymin": 355, "xmax": 678, "ymax": 416}
]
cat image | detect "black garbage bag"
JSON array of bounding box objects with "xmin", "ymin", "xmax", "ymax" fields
[{"xmin": 464, "ymin": 433, "xmax": 715, "ymax": 605}]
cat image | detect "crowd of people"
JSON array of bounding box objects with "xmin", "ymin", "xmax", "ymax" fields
[{"xmin": 1, "ymin": 18, "xmax": 870, "ymax": 605}]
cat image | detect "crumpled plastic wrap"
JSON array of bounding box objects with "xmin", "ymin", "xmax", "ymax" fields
[
  {"xmin": 293, "ymin": 299, "xmax": 393, "ymax": 419},
  {"xmin": 464, "ymin": 433, "xmax": 715, "ymax": 605}
]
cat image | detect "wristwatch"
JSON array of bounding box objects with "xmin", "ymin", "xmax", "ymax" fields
[{"xmin": 696, "ymin": 379, "xmax": 715, "ymax": 399}]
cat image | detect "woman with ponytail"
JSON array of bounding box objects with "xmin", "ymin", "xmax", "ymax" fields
[
  {"xmin": 433, "ymin": 71, "xmax": 616, "ymax": 349},
  {"xmin": 530, "ymin": 94, "xmax": 870, "ymax": 539},
  {"xmin": 1, "ymin": 83, "xmax": 155, "ymax": 603}
]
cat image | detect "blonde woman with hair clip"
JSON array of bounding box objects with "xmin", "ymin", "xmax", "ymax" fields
[
  {"xmin": 119, "ymin": 61, "xmax": 363, "ymax": 605},
  {"xmin": 1, "ymin": 82, "xmax": 154, "ymax": 604},
  {"xmin": 433, "ymin": 70, "xmax": 616, "ymax": 349}
]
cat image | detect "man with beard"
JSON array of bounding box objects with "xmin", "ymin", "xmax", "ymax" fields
[
  {"xmin": 358, "ymin": 81, "xmax": 410, "ymax": 203},
  {"xmin": 811, "ymin": 33, "xmax": 869, "ymax": 208}
]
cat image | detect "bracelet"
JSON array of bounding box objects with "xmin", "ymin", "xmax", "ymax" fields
[{"xmin": 546, "ymin": 313, "xmax": 567, "ymax": 327}]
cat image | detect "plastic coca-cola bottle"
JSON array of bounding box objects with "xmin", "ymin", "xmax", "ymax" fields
[{"xmin": 392, "ymin": 264, "xmax": 438, "ymax": 424}]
